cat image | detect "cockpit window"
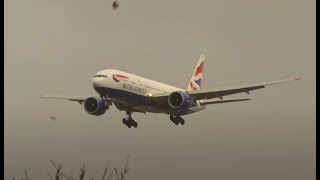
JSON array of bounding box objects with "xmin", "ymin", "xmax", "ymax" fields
[{"xmin": 94, "ymin": 74, "xmax": 108, "ymax": 78}]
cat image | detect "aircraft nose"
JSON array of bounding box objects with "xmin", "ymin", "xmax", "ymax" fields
[
  {"xmin": 92, "ymin": 77, "xmax": 105, "ymax": 95},
  {"xmin": 92, "ymin": 77, "xmax": 104, "ymax": 87}
]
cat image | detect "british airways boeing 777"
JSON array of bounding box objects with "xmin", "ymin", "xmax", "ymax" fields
[{"xmin": 41, "ymin": 54, "xmax": 300, "ymax": 128}]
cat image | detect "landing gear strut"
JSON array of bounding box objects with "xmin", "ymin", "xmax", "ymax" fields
[
  {"xmin": 170, "ymin": 115, "xmax": 185, "ymax": 125},
  {"xmin": 100, "ymin": 95, "xmax": 111, "ymax": 109},
  {"xmin": 122, "ymin": 110, "xmax": 138, "ymax": 128}
]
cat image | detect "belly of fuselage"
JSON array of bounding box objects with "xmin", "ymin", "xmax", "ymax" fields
[{"xmin": 94, "ymin": 86, "xmax": 170, "ymax": 113}]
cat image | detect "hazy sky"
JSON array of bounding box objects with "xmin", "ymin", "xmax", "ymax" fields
[{"xmin": 4, "ymin": 0, "xmax": 315, "ymax": 179}]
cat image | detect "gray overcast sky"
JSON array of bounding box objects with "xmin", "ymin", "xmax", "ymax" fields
[{"xmin": 4, "ymin": 0, "xmax": 315, "ymax": 180}]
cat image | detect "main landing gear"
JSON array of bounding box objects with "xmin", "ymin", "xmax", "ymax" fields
[
  {"xmin": 122, "ymin": 110, "xmax": 138, "ymax": 128},
  {"xmin": 170, "ymin": 115, "xmax": 185, "ymax": 125}
]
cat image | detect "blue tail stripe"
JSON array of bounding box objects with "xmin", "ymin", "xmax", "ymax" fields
[{"xmin": 194, "ymin": 78, "xmax": 202, "ymax": 87}]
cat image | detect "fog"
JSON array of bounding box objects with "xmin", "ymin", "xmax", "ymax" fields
[{"xmin": 4, "ymin": 0, "xmax": 315, "ymax": 179}]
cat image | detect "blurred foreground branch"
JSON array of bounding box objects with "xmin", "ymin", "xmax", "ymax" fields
[
  {"xmin": 114, "ymin": 154, "xmax": 130, "ymax": 180},
  {"xmin": 12, "ymin": 155, "xmax": 130, "ymax": 180}
]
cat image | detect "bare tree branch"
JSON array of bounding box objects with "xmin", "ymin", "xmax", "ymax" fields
[
  {"xmin": 121, "ymin": 155, "xmax": 130, "ymax": 180},
  {"xmin": 79, "ymin": 165, "xmax": 86, "ymax": 180},
  {"xmin": 114, "ymin": 168, "xmax": 120, "ymax": 180},
  {"xmin": 24, "ymin": 169, "xmax": 31, "ymax": 180},
  {"xmin": 114, "ymin": 154, "xmax": 130, "ymax": 180},
  {"xmin": 51, "ymin": 160, "xmax": 63, "ymax": 180},
  {"xmin": 102, "ymin": 167, "xmax": 108, "ymax": 180},
  {"xmin": 48, "ymin": 173, "xmax": 54, "ymax": 180},
  {"xmin": 15, "ymin": 157, "xmax": 131, "ymax": 180},
  {"xmin": 107, "ymin": 171, "xmax": 113, "ymax": 180},
  {"xmin": 51, "ymin": 160, "xmax": 59, "ymax": 171},
  {"xmin": 61, "ymin": 172, "xmax": 74, "ymax": 180},
  {"xmin": 51, "ymin": 159, "xmax": 77, "ymax": 180}
]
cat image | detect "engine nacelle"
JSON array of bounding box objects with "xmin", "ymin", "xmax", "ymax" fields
[
  {"xmin": 168, "ymin": 91, "xmax": 192, "ymax": 110},
  {"xmin": 83, "ymin": 97, "xmax": 107, "ymax": 116}
]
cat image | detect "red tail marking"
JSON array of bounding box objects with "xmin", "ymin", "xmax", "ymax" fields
[
  {"xmin": 189, "ymin": 82, "xmax": 198, "ymax": 90},
  {"xmin": 193, "ymin": 62, "xmax": 204, "ymax": 76}
]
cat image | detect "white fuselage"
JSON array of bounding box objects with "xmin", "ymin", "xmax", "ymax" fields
[{"xmin": 92, "ymin": 69, "xmax": 205, "ymax": 114}]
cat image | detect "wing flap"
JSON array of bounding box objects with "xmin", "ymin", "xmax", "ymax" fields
[
  {"xmin": 199, "ymin": 98, "xmax": 250, "ymax": 105},
  {"xmin": 40, "ymin": 95, "xmax": 87, "ymax": 101}
]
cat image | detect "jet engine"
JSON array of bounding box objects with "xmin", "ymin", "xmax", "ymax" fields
[
  {"xmin": 83, "ymin": 97, "xmax": 107, "ymax": 116},
  {"xmin": 168, "ymin": 91, "xmax": 192, "ymax": 110}
]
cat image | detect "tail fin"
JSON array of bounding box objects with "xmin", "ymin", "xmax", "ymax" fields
[{"xmin": 187, "ymin": 54, "xmax": 205, "ymax": 91}]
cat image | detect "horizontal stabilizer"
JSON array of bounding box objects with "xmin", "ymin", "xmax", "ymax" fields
[{"xmin": 199, "ymin": 98, "xmax": 250, "ymax": 105}]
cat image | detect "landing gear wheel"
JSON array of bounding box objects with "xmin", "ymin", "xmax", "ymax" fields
[
  {"xmin": 127, "ymin": 123, "xmax": 132, "ymax": 128},
  {"xmin": 180, "ymin": 119, "xmax": 185, "ymax": 125},
  {"xmin": 133, "ymin": 121, "xmax": 138, "ymax": 128},
  {"xmin": 122, "ymin": 118, "xmax": 126, "ymax": 124},
  {"xmin": 170, "ymin": 115, "xmax": 185, "ymax": 125}
]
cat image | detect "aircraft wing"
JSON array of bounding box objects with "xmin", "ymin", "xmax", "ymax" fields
[
  {"xmin": 40, "ymin": 95, "xmax": 88, "ymax": 104},
  {"xmin": 152, "ymin": 77, "xmax": 300, "ymax": 103},
  {"xmin": 188, "ymin": 77, "xmax": 300, "ymax": 101},
  {"xmin": 40, "ymin": 95, "xmax": 129, "ymax": 106}
]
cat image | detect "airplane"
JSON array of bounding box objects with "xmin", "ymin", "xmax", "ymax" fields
[{"xmin": 41, "ymin": 54, "xmax": 300, "ymax": 128}]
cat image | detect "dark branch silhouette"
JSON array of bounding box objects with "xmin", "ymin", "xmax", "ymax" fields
[
  {"xmin": 102, "ymin": 167, "xmax": 108, "ymax": 180},
  {"xmin": 24, "ymin": 170, "xmax": 31, "ymax": 180},
  {"xmin": 79, "ymin": 165, "xmax": 86, "ymax": 180},
  {"xmin": 101, "ymin": 166, "xmax": 114, "ymax": 180},
  {"xmin": 47, "ymin": 173, "xmax": 53, "ymax": 180},
  {"xmin": 50, "ymin": 160, "xmax": 62, "ymax": 180},
  {"xmin": 107, "ymin": 171, "xmax": 114, "ymax": 180},
  {"xmin": 114, "ymin": 155, "xmax": 130, "ymax": 180},
  {"xmin": 12, "ymin": 155, "xmax": 130, "ymax": 180}
]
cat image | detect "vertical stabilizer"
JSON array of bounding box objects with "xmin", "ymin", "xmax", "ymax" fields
[{"xmin": 187, "ymin": 54, "xmax": 205, "ymax": 91}]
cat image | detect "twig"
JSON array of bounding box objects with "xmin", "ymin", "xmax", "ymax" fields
[
  {"xmin": 114, "ymin": 169, "xmax": 120, "ymax": 180},
  {"xmin": 79, "ymin": 165, "xmax": 86, "ymax": 180},
  {"xmin": 61, "ymin": 172, "xmax": 74, "ymax": 180},
  {"xmin": 48, "ymin": 173, "xmax": 53, "ymax": 180},
  {"xmin": 51, "ymin": 160, "xmax": 75, "ymax": 180},
  {"xmin": 24, "ymin": 169, "xmax": 30, "ymax": 180},
  {"xmin": 51, "ymin": 160, "xmax": 62, "ymax": 180},
  {"xmin": 102, "ymin": 167, "xmax": 108, "ymax": 180},
  {"xmin": 114, "ymin": 154, "xmax": 130, "ymax": 180},
  {"xmin": 107, "ymin": 171, "xmax": 113, "ymax": 180},
  {"xmin": 15, "ymin": 157, "xmax": 131, "ymax": 180}
]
